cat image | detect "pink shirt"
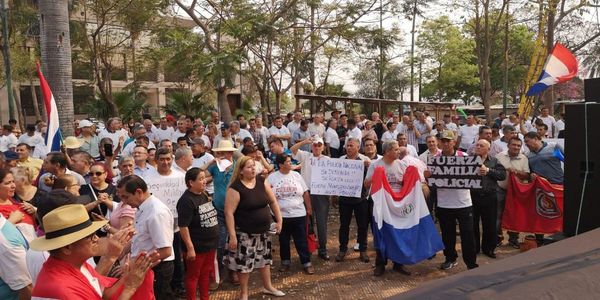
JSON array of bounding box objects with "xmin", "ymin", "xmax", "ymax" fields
[{"xmin": 108, "ymin": 203, "xmax": 136, "ymax": 229}]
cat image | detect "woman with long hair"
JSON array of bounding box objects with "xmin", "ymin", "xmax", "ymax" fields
[{"xmin": 224, "ymin": 156, "xmax": 284, "ymax": 300}]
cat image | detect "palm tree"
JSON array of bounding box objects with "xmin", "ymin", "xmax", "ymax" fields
[{"xmin": 39, "ymin": 0, "xmax": 74, "ymax": 135}]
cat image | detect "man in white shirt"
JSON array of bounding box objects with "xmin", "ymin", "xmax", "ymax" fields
[
  {"xmin": 443, "ymin": 114, "xmax": 458, "ymax": 133},
  {"xmin": 419, "ymin": 135, "xmax": 441, "ymax": 164},
  {"xmin": 173, "ymin": 147, "xmax": 193, "ymax": 173},
  {"xmin": 255, "ymin": 117, "xmax": 271, "ymax": 149},
  {"xmin": 154, "ymin": 117, "xmax": 175, "ymax": 143},
  {"xmin": 269, "ymin": 116, "xmax": 291, "ymax": 148},
  {"xmin": 457, "ymin": 115, "xmax": 480, "ymax": 151},
  {"xmin": 287, "ymin": 111, "xmax": 303, "ymax": 135},
  {"xmin": 307, "ymin": 114, "xmax": 326, "ymax": 138},
  {"xmin": 230, "ymin": 121, "xmax": 253, "ymax": 147},
  {"xmin": 0, "ymin": 124, "xmax": 18, "ymax": 151},
  {"xmin": 18, "ymin": 125, "xmax": 44, "ymax": 148},
  {"xmin": 396, "ymin": 133, "xmax": 419, "ymax": 158},
  {"xmin": 117, "ymin": 175, "xmax": 175, "ymax": 299},
  {"xmin": 145, "ymin": 147, "xmax": 186, "ymax": 297},
  {"xmin": 554, "ymin": 112, "xmax": 565, "ymax": 138},
  {"xmin": 190, "ymin": 138, "xmax": 215, "ymax": 196},
  {"xmin": 536, "ymin": 107, "xmax": 557, "ymax": 138},
  {"xmin": 38, "ymin": 152, "xmax": 86, "ymax": 192},
  {"xmin": 98, "ymin": 118, "xmax": 129, "ymax": 152},
  {"xmin": 132, "ymin": 145, "xmax": 158, "ymax": 178},
  {"xmin": 346, "ymin": 119, "xmax": 362, "ymax": 145},
  {"xmin": 324, "ymin": 118, "xmax": 341, "ymax": 158},
  {"xmin": 171, "ymin": 120, "xmax": 188, "ymax": 142}
]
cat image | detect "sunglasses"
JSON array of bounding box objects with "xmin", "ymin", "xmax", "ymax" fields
[{"xmin": 89, "ymin": 171, "xmax": 105, "ymax": 177}]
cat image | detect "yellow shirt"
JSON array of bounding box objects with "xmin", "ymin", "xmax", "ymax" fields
[{"xmin": 18, "ymin": 157, "xmax": 43, "ymax": 181}]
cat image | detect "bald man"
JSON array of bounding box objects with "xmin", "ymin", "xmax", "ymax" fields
[{"xmin": 471, "ymin": 139, "xmax": 506, "ymax": 259}]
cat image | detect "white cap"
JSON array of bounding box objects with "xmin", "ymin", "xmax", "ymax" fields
[
  {"xmin": 312, "ymin": 136, "xmax": 324, "ymax": 144},
  {"xmin": 78, "ymin": 120, "xmax": 93, "ymax": 128}
]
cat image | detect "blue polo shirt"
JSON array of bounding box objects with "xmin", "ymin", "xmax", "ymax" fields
[{"xmin": 527, "ymin": 141, "xmax": 564, "ymax": 184}]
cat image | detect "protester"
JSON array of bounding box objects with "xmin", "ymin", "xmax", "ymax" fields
[
  {"xmin": 39, "ymin": 152, "xmax": 86, "ymax": 192},
  {"xmin": 79, "ymin": 163, "xmax": 120, "ymax": 225},
  {"xmin": 496, "ymin": 137, "xmax": 530, "ymax": 248},
  {"xmin": 471, "ymin": 139, "xmax": 506, "ymax": 258},
  {"xmin": 177, "ymin": 168, "xmax": 219, "ymax": 300},
  {"xmin": 224, "ymin": 156, "xmax": 284, "ymax": 300},
  {"xmin": 336, "ymin": 138, "xmax": 371, "ymax": 263},
  {"xmin": 291, "ymin": 120, "xmax": 311, "ymax": 151},
  {"xmin": 457, "ymin": 115, "xmax": 480, "ymax": 152},
  {"xmin": 364, "ymin": 140, "xmax": 411, "ymax": 276},
  {"xmin": 269, "ymin": 116, "xmax": 292, "ymax": 148},
  {"xmin": 291, "ymin": 136, "xmax": 331, "ymax": 260},
  {"xmin": 434, "ymin": 131, "xmax": 478, "ymax": 270},
  {"xmin": 30, "ymin": 204, "xmax": 157, "ymax": 299},
  {"xmin": 0, "ymin": 169, "xmax": 36, "ymax": 241},
  {"xmin": 0, "ymin": 213, "xmax": 32, "ymax": 299},
  {"xmin": 268, "ymin": 154, "xmax": 314, "ymax": 274},
  {"xmin": 117, "ymin": 175, "xmax": 175, "ymax": 300},
  {"xmin": 324, "ymin": 118, "xmax": 341, "ymax": 158}
]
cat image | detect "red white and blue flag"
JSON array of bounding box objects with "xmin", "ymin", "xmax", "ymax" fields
[
  {"xmin": 526, "ymin": 43, "xmax": 578, "ymax": 96},
  {"xmin": 371, "ymin": 166, "xmax": 443, "ymax": 264},
  {"xmin": 36, "ymin": 62, "xmax": 62, "ymax": 152}
]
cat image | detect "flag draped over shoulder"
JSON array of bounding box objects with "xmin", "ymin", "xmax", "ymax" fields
[
  {"xmin": 36, "ymin": 62, "xmax": 62, "ymax": 152},
  {"xmin": 502, "ymin": 173, "xmax": 564, "ymax": 234},
  {"xmin": 371, "ymin": 166, "xmax": 443, "ymax": 264},
  {"xmin": 526, "ymin": 43, "xmax": 578, "ymax": 96}
]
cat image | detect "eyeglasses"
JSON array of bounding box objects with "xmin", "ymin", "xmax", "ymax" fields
[{"xmin": 89, "ymin": 171, "xmax": 105, "ymax": 177}]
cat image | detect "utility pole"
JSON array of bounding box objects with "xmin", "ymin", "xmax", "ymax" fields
[
  {"xmin": 378, "ymin": 0, "xmax": 384, "ymax": 99},
  {"xmin": 502, "ymin": 1, "xmax": 509, "ymax": 115},
  {"xmin": 410, "ymin": 0, "xmax": 417, "ymax": 102},
  {"xmin": 1, "ymin": 0, "xmax": 14, "ymax": 121}
]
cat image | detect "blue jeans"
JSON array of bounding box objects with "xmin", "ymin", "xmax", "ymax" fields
[
  {"xmin": 310, "ymin": 193, "xmax": 330, "ymax": 255},
  {"xmin": 279, "ymin": 216, "xmax": 311, "ymax": 266}
]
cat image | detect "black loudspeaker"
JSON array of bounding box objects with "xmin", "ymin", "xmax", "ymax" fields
[
  {"xmin": 584, "ymin": 78, "xmax": 600, "ymax": 102},
  {"xmin": 563, "ymin": 103, "xmax": 600, "ymax": 236}
]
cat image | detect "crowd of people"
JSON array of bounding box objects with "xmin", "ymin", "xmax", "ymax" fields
[{"xmin": 0, "ymin": 107, "xmax": 565, "ymax": 300}]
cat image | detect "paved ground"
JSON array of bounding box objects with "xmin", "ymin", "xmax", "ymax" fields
[{"xmin": 209, "ymin": 207, "xmax": 522, "ymax": 300}]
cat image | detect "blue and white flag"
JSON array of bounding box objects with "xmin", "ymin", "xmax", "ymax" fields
[{"xmin": 371, "ymin": 166, "xmax": 443, "ymax": 264}]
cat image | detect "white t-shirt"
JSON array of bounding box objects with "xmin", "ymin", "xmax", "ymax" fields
[
  {"xmin": 445, "ymin": 122, "xmax": 458, "ymax": 132},
  {"xmin": 269, "ymin": 126, "xmax": 291, "ymax": 148},
  {"xmin": 18, "ymin": 134, "xmax": 44, "ymax": 147},
  {"xmin": 267, "ymin": 171, "xmax": 308, "ymax": 218},
  {"xmin": 381, "ymin": 131, "xmax": 396, "ymax": 143},
  {"xmin": 145, "ymin": 170, "xmax": 186, "ymax": 229},
  {"xmin": 324, "ymin": 127, "xmax": 340, "ymax": 150},
  {"xmin": 171, "ymin": 130, "xmax": 187, "ymax": 142},
  {"xmin": 0, "ymin": 134, "xmax": 18, "ymax": 151},
  {"xmin": 348, "ymin": 127, "xmax": 362, "ymax": 144},
  {"xmin": 257, "ymin": 126, "xmax": 270, "ymax": 149},
  {"xmin": 307, "ymin": 123, "xmax": 326, "ymax": 138},
  {"xmin": 537, "ymin": 115, "xmax": 556, "ymax": 138},
  {"xmin": 458, "ymin": 124, "xmax": 480, "ymax": 150},
  {"xmin": 365, "ymin": 158, "xmax": 407, "ymax": 193},
  {"xmin": 153, "ymin": 127, "xmax": 175, "ymax": 143},
  {"xmin": 400, "ymin": 155, "xmax": 427, "ymax": 182},
  {"xmin": 406, "ymin": 144, "xmax": 419, "ymax": 158},
  {"xmin": 435, "ymin": 151, "xmax": 472, "ymax": 209},
  {"xmin": 98, "ymin": 128, "xmax": 129, "ymax": 151},
  {"xmin": 554, "ymin": 119, "xmax": 565, "ymax": 137}
]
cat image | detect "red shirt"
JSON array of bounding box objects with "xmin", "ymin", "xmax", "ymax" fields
[
  {"xmin": 32, "ymin": 256, "xmax": 155, "ymax": 300},
  {"xmin": 0, "ymin": 199, "xmax": 36, "ymax": 226}
]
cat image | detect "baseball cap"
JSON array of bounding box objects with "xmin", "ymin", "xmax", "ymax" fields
[
  {"xmin": 78, "ymin": 120, "xmax": 93, "ymax": 128},
  {"xmin": 440, "ymin": 130, "xmax": 455, "ymax": 140},
  {"xmin": 4, "ymin": 150, "xmax": 19, "ymax": 161},
  {"xmin": 312, "ymin": 136, "xmax": 324, "ymax": 144},
  {"xmin": 221, "ymin": 123, "xmax": 230, "ymax": 130}
]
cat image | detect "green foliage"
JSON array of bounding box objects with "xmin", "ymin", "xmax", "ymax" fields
[
  {"xmin": 84, "ymin": 83, "xmax": 150, "ymax": 121},
  {"xmin": 161, "ymin": 91, "xmax": 216, "ymax": 120},
  {"xmin": 353, "ymin": 61, "xmax": 409, "ymax": 99},
  {"xmin": 417, "ymin": 16, "xmax": 479, "ymax": 101},
  {"xmin": 316, "ymin": 83, "xmax": 351, "ymax": 97}
]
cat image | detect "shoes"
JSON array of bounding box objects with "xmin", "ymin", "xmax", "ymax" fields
[
  {"xmin": 229, "ymin": 271, "xmax": 240, "ymax": 285},
  {"xmin": 353, "ymin": 243, "xmax": 360, "ymax": 251},
  {"xmin": 496, "ymin": 235, "xmax": 505, "ymax": 247},
  {"xmin": 467, "ymin": 263, "xmax": 479, "ymax": 270},
  {"xmin": 279, "ymin": 264, "xmax": 290, "ymax": 272},
  {"xmin": 261, "ymin": 288, "xmax": 286, "ymax": 297},
  {"xmin": 483, "ymin": 251, "xmax": 497, "ymax": 259},
  {"xmin": 373, "ymin": 265, "xmax": 385, "ymax": 276},
  {"xmin": 209, "ymin": 281, "xmax": 219, "ymax": 291},
  {"xmin": 318, "ymin": 253, "xmax": 330, "ymax": 261},
  {"xmin": 392, "ymin": 264, "xmax": 411, "ymax": 276},
  {"xmin": 440, "ymin": 260, "xmax": 458, "ymax": 270},
  {"xmin": 335, "ymin": 251, "xmax": 346, "ymax": 262},
  {"xmin": 359, "ymin": 252, "xmax": 370, "ymax": 263},
  {"xmin": 303, "ymin": 266, "xmax": 315, "ymax": 275},
  {"xmin": 508, "ymin": 239, "xmax": 520, "ymax": 249}
]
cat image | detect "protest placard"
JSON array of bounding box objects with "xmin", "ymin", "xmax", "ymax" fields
[
  {"xmin": 310, "ymin": 158, "xmax": 365, "ymax": 197},
  {"xmin": 146, "ymin": 173, "xmax": 186, "ymax": 217},
  {"xmin": 427, "ymin": 155, "xmax": 483, "ymax": 189}
]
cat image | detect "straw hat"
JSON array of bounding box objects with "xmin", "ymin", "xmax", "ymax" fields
[
  {"xmin": 30, "ymin": 204, "xmax": 107, "ymax": 251},
  {"xmin": 63, "ymin": 136, "xmax": 82, "ymax": 149},
  {"xmin": 212, "ymin": 140, "xmax": 237, "ymax": 152}
]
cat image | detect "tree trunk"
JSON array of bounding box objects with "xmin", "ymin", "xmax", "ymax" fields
[
  {"xmin": 30, "ymin": 77, "xmax": 42, "ymax": 122},
  {"xmin": 39, "ymin": 0, "xmax": 74, "ymax": 136},
  {"xmin": 217, "ymin": 86, "xmax": 232, "ymax": 123},
  {"xmin": 13, "ymin": 85, "xmax": 25, "ymax": 131},
  {"xmin": 275, "ymin": 91, "xmax": 282, "ymax": 116}
]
